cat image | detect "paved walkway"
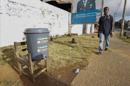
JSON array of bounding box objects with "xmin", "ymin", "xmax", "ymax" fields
[{"xmin": 71, "ymin": 34, "xmax": 130, "ymax": 86}]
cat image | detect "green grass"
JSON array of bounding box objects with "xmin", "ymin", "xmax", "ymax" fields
[
  {"xmin": 0, "ymin": 35, "xmax": 98, "ymax": 71},
  {"xmin": 0, "ymin": 35, "xmax": 98, "ymax": 85},
  {"xmin": 0, "ymin": 35, "xmax": 98, "ymax": 81},
  {"xmin": 121, "ymin": 37, "xmax": 130, "ymax": 43},
  {"xmin": 116, "ymin": 33, "xmax": 130, "ymax": 43},
  {"xmin": 0, "ymin": 80, "xmax": 14, "ymax": 86},
  {"xmin": 0, "ymin": 46, "xmax": 15, "ymax": 65},
  {"xmin": 48, "ymin": 35, "xmax": 98, "ymax": 72},
  {"xmin": 0, "ymin": 80, "xmax": 22, "ymax": 86}
]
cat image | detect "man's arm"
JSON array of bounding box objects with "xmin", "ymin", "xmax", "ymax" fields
[
  {"xmin": 110, "ymin": 15, "xmax": 114, "ymax": 32},
  {"xmin": 98, "ymin": 17, "xmax": 102, "ymax": 33},
  {"xmin": 110, "ymin": 15, "xmax": 114, "ymax": 37},
  {"xmin": 97, "ymin": 17, "xmax": 102, "ymax": 37}
]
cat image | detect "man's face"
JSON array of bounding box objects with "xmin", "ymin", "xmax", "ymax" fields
[{"xmin": 104, "ymin": 8, "xmax": 109, "ymax": 15}]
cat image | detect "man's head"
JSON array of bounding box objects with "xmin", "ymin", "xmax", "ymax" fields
[{"xmin": 104, "ymin": 7, "xmax": 109, "ymax": 15}]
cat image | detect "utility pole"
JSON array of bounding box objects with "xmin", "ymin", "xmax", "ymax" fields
[
  {"xmin": 68, "ymin": 3, "xmax": 72, "ymax": 35},
  {"xmin": 82, "ymin": 24, "xmax": 87, "ymax": 35},
  {"xmin": 101, "ymin": 0, "xmax": 104, "ymax": 16},
  {"xmin": 120, "ymin": 0, "xmax": 127, "ymax": 36},
  {"xmin": 68, "ymin": 13, "xmax": 72, "ymax": 35}
]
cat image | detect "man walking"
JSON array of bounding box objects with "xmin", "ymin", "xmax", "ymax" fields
[{"xmin": 98, "ymin": 7, "xmax": 113, "ymax": 54}]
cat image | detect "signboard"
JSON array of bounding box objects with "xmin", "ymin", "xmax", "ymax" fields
[{"xmin": 71, "ymin": 0, "xmax": 100, "ymax": 24}]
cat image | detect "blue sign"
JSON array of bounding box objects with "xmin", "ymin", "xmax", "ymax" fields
[{"xmin": 72, "ymin": 0, "xmax": 100, "ymax": 24}]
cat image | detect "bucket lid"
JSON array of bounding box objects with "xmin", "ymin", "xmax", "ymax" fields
[{"xmin": 24, "ymin": 28, "xmax": 49, "ymax": 34}]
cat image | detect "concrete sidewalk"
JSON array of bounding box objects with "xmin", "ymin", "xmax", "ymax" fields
[{"xmin": 71, "ymin": 35, "xmax": 130, "ymax": 86}]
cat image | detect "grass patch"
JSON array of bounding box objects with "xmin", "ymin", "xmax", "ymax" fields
[
  {"xmin": 0, "ymin": 80, "xmax": 22, "ymax": 86},
  {"xmin": 0, "ymin": 35, "xmax": 98, "ymax": 72},
  {"xmin": 48, "ymin": 35, "xmax": 98, "ymax": 72},
  {"xmin": 0, "ymin": 35, "xmax": 98, "ymax": 85},
  {"xmin": 116, "ymin": 33, "xmax": 130, "ymax": 43},
  {"xmin": 0, "ymin": 46, "xmax": 16, "ymax": 66},
  {"xmin": 1, "ymin": 37, "xmax": 97, "ymax": 70},
  {"xmin": 0, "ymin": 80, "xmax": 14, "ymax": 86},
  {"xmin": 120, "ymin": 37, "xmax": 130, "ymax": 43}
]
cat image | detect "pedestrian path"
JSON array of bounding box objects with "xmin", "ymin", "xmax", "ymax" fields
[{"xmin": 71, "ymin": 34, "xmax": 130, "ymax": 86}]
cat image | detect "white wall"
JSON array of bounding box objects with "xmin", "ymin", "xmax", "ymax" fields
[
  {"xmin": 0, "ymin": 0, "xmax": 94, "ymax": 47},
  {"xmin": 0, "ymin": 0, "xmax": 69, "ymax": 47}
]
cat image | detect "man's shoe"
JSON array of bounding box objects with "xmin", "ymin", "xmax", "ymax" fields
[
  {"xmin": 99, "ymin": 51, "xmax": 103, "ymax": 55},
  {"xmin": 105, "ymin": 48, "xmax": 108, "ymax": 51}
]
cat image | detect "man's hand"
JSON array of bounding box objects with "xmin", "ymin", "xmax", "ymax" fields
[
  {"xmin": 98, "ymin": 33, "xmax": 100, "ymax": 38},
  {"xmin": 110, "ymin": 32, "xmax": 113, "ymax": 37}
]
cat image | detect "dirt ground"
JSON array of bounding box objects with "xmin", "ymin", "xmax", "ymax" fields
[{"xmin": 71, "ymin": 34, "xmax": 130, "ymax": 86}]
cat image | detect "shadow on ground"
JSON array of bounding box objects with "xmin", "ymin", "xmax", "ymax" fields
[
  {"xmin": 2, "ymin": 47, "xmax": 18, "ymax": 69},
  {"xmin": 20, "ymin": 73, "xmax": 68, "ymax": 86}
]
